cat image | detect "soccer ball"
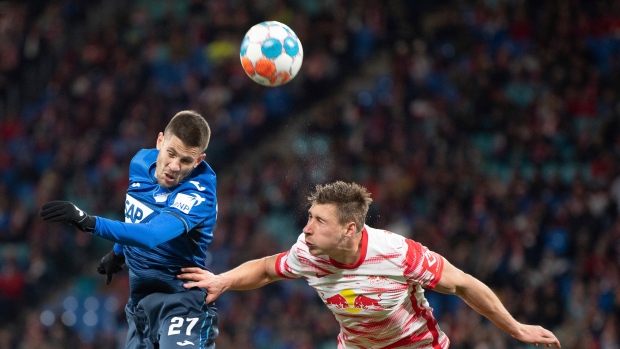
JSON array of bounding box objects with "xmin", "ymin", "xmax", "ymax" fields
[{"xmin": 240, "ymin": 21, "xmax": 303, "ymax": 87}]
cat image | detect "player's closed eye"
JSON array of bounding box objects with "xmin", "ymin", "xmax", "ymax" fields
[{"xmin": 311, "ymin": 216, "xmax": 323, "ymax": 224}]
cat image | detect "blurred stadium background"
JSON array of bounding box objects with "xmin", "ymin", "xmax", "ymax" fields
[{"xmin": 1, "ymin": 0, "xmax": 619, "ymax": 348}]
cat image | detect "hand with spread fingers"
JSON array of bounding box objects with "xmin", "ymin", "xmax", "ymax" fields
[
  {"xmin": 178, "ymin": 267, "xmax": 226, "ymax": 304},
  {"xmin": 512, "ymin": 324, "xmax": 561, "ymax": 348}
]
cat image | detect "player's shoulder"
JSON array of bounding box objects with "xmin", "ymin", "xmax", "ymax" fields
[
  {"xmin": 132, "ymin": 148, "xmax": 158, "ymax": 164},
  {"xmin": 194, "ymin": 161, "xmax": 216, "ymax": 181},
  {"xmin": 365, "ymin": 225, "xmax": 409, "ymax": 250},
  {"xmin": 365, "ymin": 225, "xmax": 406, "ymax": 241},
  {"xmin": 129, "ymin": 148, "xmax": 158, "ymax": 178},
  {"xmin": 288, "ymin": 233, "xmax": 310, "ymax": 255},
  {"xmin": 295, "ymin": 232, "xmax": 307, "ymax": 246}
]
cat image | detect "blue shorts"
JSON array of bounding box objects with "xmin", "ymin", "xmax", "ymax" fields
[{"xmin": 124, "ymin": 288, "xmax": 218, "ymax": 349}]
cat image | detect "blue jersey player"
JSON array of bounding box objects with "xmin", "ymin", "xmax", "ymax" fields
[{"xmin": 40, "ymin": 110, "xmax": 219, "ymax": 348}]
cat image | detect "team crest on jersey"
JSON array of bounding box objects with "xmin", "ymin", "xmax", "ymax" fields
[
  {"xmin": 171, "ymin": 193, "xmax": 205, "ymax": 214},
  {"xmin": 152, "ymin": 186, "xmax": 171, "ymax": 203},
  {"xmin": 125, "ymin": 195, "xmax": 154, "ymax": 223},
  {"xmin": 368, "ymin": 275, "xmax": 388, "ymax": 287}
]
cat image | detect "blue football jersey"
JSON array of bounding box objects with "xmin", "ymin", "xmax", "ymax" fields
[{"xmin": 97, "ymin": 148, "xmax": 217, "ymax": 303}]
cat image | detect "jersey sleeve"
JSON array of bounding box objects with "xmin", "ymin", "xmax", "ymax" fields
[
  {"xmin": 404, "ymin": 239, "xmax": 444, "ymax": 289},
  {"xmin": 93, "ymin": 213, "xmax": 186, "ymax": 248},
  {"xmin": 113, "ymin": 243, "xmax": 124, "ymax": 255},
  {"xmin": 162, "ymin": 174, "xmax": 217, "ymax": 233},
  {"xmin": 274, "ymin": 235, "xmax": 306, "ymax": 279}
]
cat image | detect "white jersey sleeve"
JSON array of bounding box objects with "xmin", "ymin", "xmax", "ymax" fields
[
  {"xmin": 403, "ymin": 239, "xmax": 444, "ymax": 289},
  {"xmin": 274, "ymin": 233, "xmax": 306, "ymax": 279}
]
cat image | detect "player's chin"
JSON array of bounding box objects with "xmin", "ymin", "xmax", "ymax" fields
[
  {"xmin": 158, "ymin": 177, "xmax": 178, "ymax": 188},
  {"xmin": 307, "ymin": 246, "xmax": 322, "ymax": 256}
]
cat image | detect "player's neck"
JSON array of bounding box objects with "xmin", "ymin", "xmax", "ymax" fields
[{"xmin": 330, "ymin": 233, "xmax": 363, "ymax": 265}]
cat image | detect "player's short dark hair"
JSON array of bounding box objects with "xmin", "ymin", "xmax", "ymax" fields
[
  {"xmin": 308, "ymin": 181, "xmax": 373, "ymax": 233},
  {"xmin": 164, "ymin": 110, "xmax": 211, "ymax": 153}
]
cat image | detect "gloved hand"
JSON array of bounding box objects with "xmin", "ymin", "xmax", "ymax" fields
[
  {"xmin": 39, "ymin": 201, "xmax": 96, "ymax": 232},
  {"xmin": 97, "ymin": 250, "xmax": 126, "ymax": 285}
]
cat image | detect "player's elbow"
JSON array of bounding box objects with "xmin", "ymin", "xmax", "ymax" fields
[
  {"xmin": 453, "ymin": 273, "xmax": 478, "ymax": 297},
  {"xmin": 137, "ymin": 218, "xmax": 183, "ymax": 249}
]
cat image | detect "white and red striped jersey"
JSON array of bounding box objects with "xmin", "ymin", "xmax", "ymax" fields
[{"xmin": 274, "ymin": 226, "xmax": 450, "ymax": 349}]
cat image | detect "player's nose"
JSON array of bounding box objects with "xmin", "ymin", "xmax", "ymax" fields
[
  {"xmin": 168, "ymin": 161, "xmax": 180, "ymax": 172},
  {"xmin": 302, "ymin": 221, "xmax": 313, "ymax": 235}
]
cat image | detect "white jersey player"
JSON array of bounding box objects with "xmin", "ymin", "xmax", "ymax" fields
[
  {"xmin": 178, "ymin": 181, "xmax": 561, "ymax": 348},
  {"xmin": 275, "ymin": 226, "xmax": 449, "ymax": 348}
]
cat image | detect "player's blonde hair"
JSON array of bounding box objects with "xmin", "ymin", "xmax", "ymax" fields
[
  {"xmin": 308, "ymin": 181, "xmax": 372, "ymax": 233},
  {"xmin": 164, "ymin": 110, "xmax": 211, "ymax": 153}
]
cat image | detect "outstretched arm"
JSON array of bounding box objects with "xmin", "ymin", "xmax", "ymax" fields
[
  {"xmin": 39, "ymin": 201, "xmax": 186, "ymax": 248},
  {"xmin": 433, "ymin": 257, "xmax": 561, "ymax": 348},
  {"xmin": 177, "ymin": 254, "xmax": 285, "ymax": 303}
]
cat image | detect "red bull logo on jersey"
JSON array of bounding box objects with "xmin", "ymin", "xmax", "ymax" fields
[{"xmin": 322, "ymin": 289, "xmax": 385, "ymax": 313}]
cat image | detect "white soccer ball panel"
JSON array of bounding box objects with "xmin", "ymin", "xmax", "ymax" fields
[
  {"xmin": 274, "ymin": 55, "xmax": 294, "ymax": 73},
  {"xmin": 290, "ymin": 57, "xmax": 303, "ymax": 77},
  {"xmin": 245, "ymin": 43, "xmax": 263, "ymax": 62},
  {"xmin": 247, "ymin": 25, "xmax": 270, "ymax": 42},
  {"xmin": 268, "ymin": 25, "xmax": 290, "ymax": 41}
]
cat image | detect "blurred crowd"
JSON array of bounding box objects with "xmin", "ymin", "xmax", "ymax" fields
[{"xmin": 1, "ymin": 0, "xmax": 620, "ymax": 348}]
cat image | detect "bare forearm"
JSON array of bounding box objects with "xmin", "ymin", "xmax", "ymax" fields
[
  {"xmin": 456, "ymin": 274, "xmax": 520, "ymax": 336},
  {"xmin": 222, "ymin": 256, "xmax": 280, "ymax": 291},
  {"xmin": 435, "ymin": 258, "xmax": 560, "ymax": 347}
]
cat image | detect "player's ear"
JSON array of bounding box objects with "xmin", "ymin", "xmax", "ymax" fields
[
  {"xmin": 156, "ymin": 132, "xmax": 164, "ymax": 150},
  {"xmin": 195, "ymin": 153, "xmax": 206, "ymax": 168},
  {"xmin": 344, "ymin": 222, "xmax": 357, "ymax": 237}
]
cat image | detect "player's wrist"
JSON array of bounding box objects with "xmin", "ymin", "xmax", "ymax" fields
[
  {"xmin": 76, "ymin": 215, "xmax": 96, "ymax": 232},
  {"xmin": 112, "ymin": 251, "xmax": 126, "ymax": 263}
]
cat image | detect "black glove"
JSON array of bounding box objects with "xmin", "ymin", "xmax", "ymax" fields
[
  {"xmin": 39, "ymin": 200, "xmax": 96, "ymax": 232},
  {"xmin": 97, "ymin": 250, "xmax": 126, "ymax": 285}
]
